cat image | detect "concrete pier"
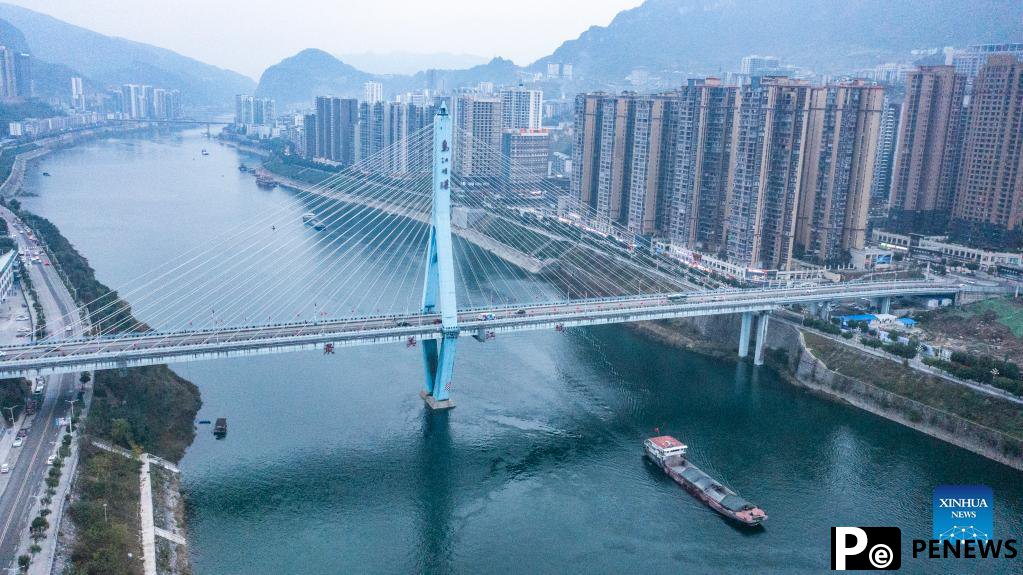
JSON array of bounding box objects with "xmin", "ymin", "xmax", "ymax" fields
[
  {"xmin": 754, "ymin": 312, "xmax": 770, "ymax": 366},
  {"xmin": 738, "ymin": 312, "xmax": 753, "ymax": 358},
  {"xmin": 421, "ymin": 390, "xmax": 455, "ymax": 410}
]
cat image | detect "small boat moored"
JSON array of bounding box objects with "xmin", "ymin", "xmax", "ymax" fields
[
  {"xmin": 214, "ymin": 417, "xmax": 227, "ymax": 438},
  {"xmin": 644, "ymin": 435, "xmax": 766, "ymax": 526},
  {"xmin": 255, "ymin": 173, "xmax": 278, "ymax": 189}
]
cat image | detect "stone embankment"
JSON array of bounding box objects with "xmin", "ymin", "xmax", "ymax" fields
[{"xmin": 631, "ymin": 314, "xmax": 1023, "ymax": 470}]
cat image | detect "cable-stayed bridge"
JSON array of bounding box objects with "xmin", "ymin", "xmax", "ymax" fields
[{"xmin": 0, "ymin": 107, "xmax": 966, "ymax": 407}]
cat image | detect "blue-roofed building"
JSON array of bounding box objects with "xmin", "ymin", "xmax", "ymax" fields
[
  {"xmin": 839, "ymin": 313, "xmax": 876, "ymax": 327},
  {"xmin": 897, "ymin": 317, "xmax": 917, "ymax": 327}
]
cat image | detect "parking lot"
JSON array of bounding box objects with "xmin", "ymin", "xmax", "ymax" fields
[{"xmin": 0, "ymin": 280, "xmax": 33, "ymax": 348}]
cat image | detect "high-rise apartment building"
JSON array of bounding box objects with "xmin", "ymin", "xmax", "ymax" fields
[
  {"xmin": 151, "ymin": 89, "xmax": 182, "ymax": 120},
  {"xmin": 0, "ymin": 46, "xmax": 30, "ymax": 100},
  {"xmin": 387, "ymin": 102, "xmax": 433, "ymax": 173},
  {"xmin": 570, "ymin": 79, "xmax": 883, "ymax": 270},
  {"xmin": 571, "ymin": 92, "xmax": 672, "ymax": 236},
  {"xmin": 888, "ymin": 66, "xmax": 966, "ymax": 235},
  {"xmin": 234, "ymin": 95, "xmax": 276, "ymax": 126},
  {"xmin": 70, "ymin": 76, "xmax": 85, "ymax": 111},
  {"xmin": 501, "ymin": 130, "xmax": 550, "ymax": 190},
  {"xmin": 868, "ymin": 94, "xmax": 901, "ymax": 225},
  {"xmin": 500, "ymin": 86, "xmax": 543, "ymax": 131},
  {"xmin": 794, "ymin": 82, "xmax": 883, "ymax": 264},
  {"xmin": 950, "ymin": 54, "xmax": 1023, "ymax": 245},
  {"xmin": 621, "ymin": 96, "xmax": 670, "ymax": 236},
  {"xmin": 724, "ymin": 78, "xmax": 812, "ymax": 270},
  {"xmin": 358, "ymin": 101, "xmax": 389, "ymax": 162},
  {"xmin": 314, "ymin": 96, "xmax": 358, "ymax": 166},
  {"xmin": 302, "ymin": 114, "xmax": 317, "ymax": 159},
  {"xmin": 572, "ymin": 93, "xmax": 635, "ymax": 230},
  {"xmin": 663, "ymin": 79, "xmax": 737, "ymax": 252},
  {"xmin": 362, "ymin": 81, "xmax": 383, "ymax": 104},
  {"xmin": 454, "ymin": 94, "xmax": 502, "ymax": 181},
  {"xmin": 740, "ymin": 55, "xmax": 782, "ymax": 77},
  {"xmin": 121, "ymin": 84, "xmax": 145, "ymax": 119},
  {"xmin": 951, "ymin": 43, "xmax": 1023, "ymax": 92}
]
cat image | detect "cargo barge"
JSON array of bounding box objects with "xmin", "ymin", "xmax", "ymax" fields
[{"xmin": 644, "ymin": 436, "xmax": 766, "ymax": 526}]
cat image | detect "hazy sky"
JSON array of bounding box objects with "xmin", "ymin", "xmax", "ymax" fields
[{"xmin": 5, "ymin": 0, "xmax": 643, "ymax": 79}]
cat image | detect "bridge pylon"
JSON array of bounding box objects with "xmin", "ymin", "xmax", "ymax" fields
[{"xmin": 420, "ymin": 105, "xmax": 458, "ymax": 410}]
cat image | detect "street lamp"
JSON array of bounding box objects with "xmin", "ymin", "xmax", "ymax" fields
[{"xmin": 65, "ymin": 399, "xmax": 78, "ymax": 432}]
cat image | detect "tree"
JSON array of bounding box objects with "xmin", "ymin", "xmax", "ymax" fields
[
  {"xmin": 30, "ymin": 516, "xmax": 48, "ymax": 538},
  {"xmin": 29, "ymin": 544, "xmax": 40, "ymax": 556},
  {"xmin": 110, "ymin": 418, "xmax": 133, "ymax": 449},
  {"xmin": 17, "ymin": 554, "xmax": 29, "ymax": 571},
  {"xmin": 8, "ymin": 198, "xmax": 21, "ymax": 212},
  {"xmin": 79, "ymin": 372, "xmax": 91, "ymax": 385}
]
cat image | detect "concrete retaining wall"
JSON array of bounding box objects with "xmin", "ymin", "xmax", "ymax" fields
[{"xmin": 634, "ymin": 315, "xmax": 1023, "ymax": 470}]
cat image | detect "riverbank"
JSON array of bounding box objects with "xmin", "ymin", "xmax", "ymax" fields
[
  {"xmin": 632, "ymin": 314, "xmax": 1023, "ymax": 471},
  {"xmin": 30, "ymin": 208, "xmax": 200, "ymax": 574},
  {"xmin": 0, "ymin": 123, "xmax": 162, "ymax": 198},
  {"xmin": 2, "ymin": 164, "xmax": 201, "ymax": 572}
]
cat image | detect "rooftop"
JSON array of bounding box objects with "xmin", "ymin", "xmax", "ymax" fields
[{"xmin": 648, "ymin": 436, "xmax": 685, "ymax": 450}]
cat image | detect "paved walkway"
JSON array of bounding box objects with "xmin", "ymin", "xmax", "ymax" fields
[
  {"xmin": 91, "ymin": 440, "xmax": 186, "ymax": 574},
  {"xmin": 139, "ymin": 456, "xmax": 157, "ymax": 575},
  {"xmin": 154, "ymin": 527, "xmax": 186, "ymax": 546}
]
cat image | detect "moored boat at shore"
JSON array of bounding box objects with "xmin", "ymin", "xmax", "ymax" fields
[{"xmin": 255, "ymin": 173, "xmax": 278, "ymax": 189}]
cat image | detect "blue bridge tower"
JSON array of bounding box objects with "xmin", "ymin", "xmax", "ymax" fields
[{"xmin": 420, "ymin": 105, "xmax": 458, "ymax": 410}]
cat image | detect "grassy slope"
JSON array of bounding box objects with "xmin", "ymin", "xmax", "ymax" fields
[{"xmin": 803, "ymin": 332, "xmax": 1023, "ymax": 441}]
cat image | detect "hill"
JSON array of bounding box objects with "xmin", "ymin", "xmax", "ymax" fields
[
  {"xmin": 256, "ymin": 50, "xmax": 522, "ymax": 109},
  {"xmin": 532, "ymin": 0, "xmax": 1023, "ymax": 82},
  {"xmin": 255, "ymin": 48, "xmax": 373, "ymax": 106},
  {"xmin": 0, "ymin": 2, "xmax": 254, "ymax": 107}
]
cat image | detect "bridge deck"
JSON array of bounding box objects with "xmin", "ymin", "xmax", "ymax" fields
[{"xmin": 0, "ymin": 280, "xmax": 964, "ymax": 377}]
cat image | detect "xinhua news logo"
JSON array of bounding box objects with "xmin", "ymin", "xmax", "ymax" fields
[
  {"xmin": 831, "ymin": 527, "xmax": 901, "ymax": 571},
  {"xmin": 911, "ymin": 485, "xmax": 1018, "ymax": 561}
]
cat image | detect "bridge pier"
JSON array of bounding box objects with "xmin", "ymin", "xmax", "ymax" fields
[
  {"xmin": 420, "ymin": 104, "xmax": 457, "ymax": 410},
  {"xmin": 421, "ymin": 333, "xmax": 457, "ymax": 409},
  {"xmin": 738, "ymin": 312, "xmax": 753, "ymax": 358},
  {"xmin": 753, "ymin": 312, "xmax": 770, "ymax": 366},
  {"xmin": 878, "ymin": 296, "xmax": 891, "ymax": 315}
]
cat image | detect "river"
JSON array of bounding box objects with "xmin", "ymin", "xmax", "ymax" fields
[{"xmin": 19, "ymin": 129, "xmax": 1023, "ymax": 574}]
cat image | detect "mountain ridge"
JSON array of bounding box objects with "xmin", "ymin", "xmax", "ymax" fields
[{"xmin": 0, "ymin": 2, "xmax": 255, "ymax": 106}]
